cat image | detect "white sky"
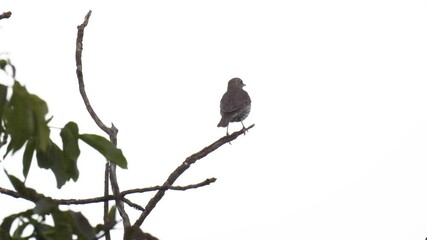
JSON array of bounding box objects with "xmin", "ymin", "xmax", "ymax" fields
[{"xmin": 1, "ymin": 1, "xmax": 427, "ymax": 239}]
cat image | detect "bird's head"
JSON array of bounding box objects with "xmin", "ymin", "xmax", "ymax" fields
[{"xmin": 228, "ymin": 77, "xmax": 245, "ymax": 90}]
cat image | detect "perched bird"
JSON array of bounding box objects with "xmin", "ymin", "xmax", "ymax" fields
[{"xmin": 217, "ymin": 77, "xmax": 251, "ymax": 135}]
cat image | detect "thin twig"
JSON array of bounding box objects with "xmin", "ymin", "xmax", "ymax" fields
[
  {"xmin": 0, "ymin": 11, "xmax": 11, "ymax": 20},
  {"xmin": 133, "ymin": 124, "xmax": 255, "ymax": 228},
  {"xmin": 0, "ymin": 186, "xmax": 20, "ymax": 198},
  {"xmin": 103, "ymin": 162, "xmax": 111, "ymax": 240},
  {"xmin": 121, "ymin": 177, "xmax": 217, "ymax": 195},
  {"xmin": 123, "ymin": 198, "xmax": 144, "ymax": 211},
  {"xmin": 0, "ymin": 178, "xmax": 216, "ymax": 205}
]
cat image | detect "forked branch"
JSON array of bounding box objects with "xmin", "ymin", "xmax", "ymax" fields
[
  {"xmin": 75, "ymin": 10, "xmax": 129, "ymax": 239},
  {"xmin": 0, "ymin": 178, "xmax": 216, "ymax": 207},
  {"xmin": 74, "ymin": 9, "xmax": 255, "ymax": 240}
]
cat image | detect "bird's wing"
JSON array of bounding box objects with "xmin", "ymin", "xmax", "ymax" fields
[{"xmin": 220, "ymin": 90, "xmax": 251, "ymax": 113}]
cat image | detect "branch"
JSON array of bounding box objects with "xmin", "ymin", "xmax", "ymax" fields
[
  {"xmin": 103, "ymin": 162, "xmax": 111, "ymax": 240},
  {"xmin": 66, "ymin": 178, "xmax": 216, "ymax": 204},
  {"xmin": 0, "ymin": 11, "xmax": 11, "ymax": 20},
  {"xmin": 0, "ymin": 186, "xmax": 20, "ymax": 198},
  {"xmin": 121, "ymin": 177, "xmax": 217, "ymax": 195},
  {"xmin": 76, "ymin": 10, "xmax": 111, "ymax": 135},
  {"xmin": 133, "ymin": 124, "xmax": 255, "ymax": 228},
  {"xmin": 0, "ymin": 178, "xmax": 216, "ymax": 205},
  {"xmin": 73, "ymin": 9, "xmax": 255, "ymax": 238},
  {"xmin": 75, "ymin": 10, "xmax": 130, "ymax": 235}
]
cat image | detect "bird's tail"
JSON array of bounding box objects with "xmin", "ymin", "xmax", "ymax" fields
[{"xmin": 217, "ymin": 117, "xmax": 229, "ymax": 127}]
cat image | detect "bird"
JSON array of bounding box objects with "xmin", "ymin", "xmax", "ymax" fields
[{"xmin": 217, "ymin": 77, "xmax": 251, "ymax": 135}]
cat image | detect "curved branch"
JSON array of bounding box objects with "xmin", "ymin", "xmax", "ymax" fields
[
  {"xmin": 75, "ymin": 10, "xmax": 130, "ymax": 234},
  {"xmin": 74, "ymin": 10, "xmax": 255, "ymax": 236},
  {"xmin": 76, "ymin": 10, "xmax": 110, "ymax": 135},
  {"xmin": 133, "ymin": 124, "xmax": 255, "ymax": 228}
]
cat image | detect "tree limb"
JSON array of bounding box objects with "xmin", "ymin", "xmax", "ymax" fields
[
  {"xmin": 0, "ymin": 178, "xmax": 216, "ymax": 206},
  {"xmin": 0, "ymin": 186, "xmax": 20, "ymax": 198},
  {"xmin": 76, "ymin": 10, "xmax": 111, "ymax": 135},
  {"xmin": 121, "ymin": 177, "xmax": 216, "ymax": 195},
  {"xmin": 0, "ymin": 11, "xmax": 11, "ymax": 20},
  {"xmin": 74, "ymin": 9, "xmax": 255, "ymax": 239},
  {"xmin": 75, "ymin": 10, "xmax": 130, "ymax": 235},
  {"xmin": 103, "ymin": 162, "xmax": 111, "ymax": 240},
  {"xmin": 133, "ymin": 124, "xmax": 255, "ymax": 228}
]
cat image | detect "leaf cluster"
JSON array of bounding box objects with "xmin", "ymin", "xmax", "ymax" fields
[
  {"xmin": 0, "ymin": 60, "xmax": 125, "ymax": 239},
  {"xmin": 0, "ymin": 173, "xmax": 117, "ymax": 240},
  {"xmin": 1, "ymin": 80, "xmax": 127, "ymax": 188}
]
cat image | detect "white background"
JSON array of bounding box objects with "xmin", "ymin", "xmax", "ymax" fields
[{"xmin": 1, "ymin": 1, "xmax": 427, "ymax": 239}]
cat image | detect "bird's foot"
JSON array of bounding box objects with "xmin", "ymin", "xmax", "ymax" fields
[
  {"xmin": 225, "ymin": 131, "xmax": 232, "ymax": 144},
  {"xmin": 241, "ymin": 126, "xmax": 248, "ymax": 135},
  {"xmin": 240, "ymin": 122, "xmax": 248, "ymax": 135}
]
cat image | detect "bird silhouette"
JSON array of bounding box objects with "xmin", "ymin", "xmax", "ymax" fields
[{"xmin": 217, "ymin": 78, "xmax": 251, "ymax": 135}]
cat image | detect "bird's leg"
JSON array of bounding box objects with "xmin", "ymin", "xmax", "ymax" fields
[
  {"xmin": 241, "ymin": 121, "xmax": 247, "ymax": 135},
  {"xmin": 226, "ymin": 126, "xmax": 232, "ymax": 145}
]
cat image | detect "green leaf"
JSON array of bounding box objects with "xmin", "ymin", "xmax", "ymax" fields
[
  {"xmin": 0, "ymin": 84, "xmax": 8, "ymax": 121},
  {"xmin": 33, "ymin": 222, "xmax": 56, "ymax": 240},
  {"xmin": 71, "ymin": 211, "xmax": 96, "ymax": 240},
  {"xmin": 1, "ymin": 210, "xmax": 36, "ymax": 239},
  {"xmin": 36, "ymin": 140, "xmax": 71, "ymax": 189},
  {"xmin": 46, "ymin": 210, "xmax": 73, "ymax": 240},
  {"xmin": 23, "ymin": 139, "xmax": 35, "ymax": 179},
  {"xmin": 79, "ymin": 134, "xmax": 127, "ymax": 169},
  {"xmin": 61, "ymin": 122, "xmax": 79, "ymax": 160},
  {"xmin": 36, "ymin": 140, "xmax": 58, "ymax": 169},
  {"xmin": 0, "ymin": 213, "xmax": 19, "ymax": 239},
  {"xmin": 4, "ymin": 82, "xmax": 34, "ymax": 154},
  {"xmin": 94, "ymin": 205, "xmax": 117, "ymax": 235},
  {"xmin": 60, "ymin": 122, "xmax": 80, "ymax": 181},
  {"xmin": 34, "ymin": 198, "xmax": 57, "ymax": 215},
  {"xmin": 4, "ymin": 81, "xmax": 50, "ymax": 155},
  {"xmin": 0, "ymin": 59, "xmax": 7, "ymax": 70},
  {"xmin": 108, "ymin": 205, "xmax": 116, "ymax": 227},
  {"xmin": 5, "ymin": 171, "xmax": 44, "ymax": 202},
  {"xmin": 12, "ymin": 219, "xmax": 31, "ymax": 239},
  {"xmin": 28, "ymin": 94, "xmax": 50, "ymax": 153}
]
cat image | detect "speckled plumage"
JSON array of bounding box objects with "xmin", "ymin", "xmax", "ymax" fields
[{"xmin": 217, "ymin": 78, "xmax": 251, "ymax": 134}]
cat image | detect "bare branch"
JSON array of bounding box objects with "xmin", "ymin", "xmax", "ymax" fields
[
  {"xmin": 0, "ymin": 178, "xmax": 216, "ymax": 206},
  {"xmin": 108, "ymin": 163, "xmax": 130, "ymax": 227},
  {"xmin": 122, "ymin": 177, "xmax": 217, "ymax": 195},
  {"xmin": 133, "ymin": 124, "xmax": 255, "ymax": 228},
  {"xmin": 74, "ymin": 9, "xmax": 254, "ymax": 238},
  {"xmin": 123, "ymin": 198, "xmax": 144, "ymax": 211},
  {"xmin": 0, "ymin": 11, "xmax": 11, "ymax": 20},
  {"xmin": 75, "ymin": 10, "xmax": 110, "ymax": 135},
  {"xmin": 75, "ymin": 9, "xmax": 130, "ymax": 234},
  {"xmin": 0, "ymin": 186, "xmax": 20, "ymax": 198},
  {"xmin": 103, "ymin": 162, "xmax": 111, "ymax": 240}
]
